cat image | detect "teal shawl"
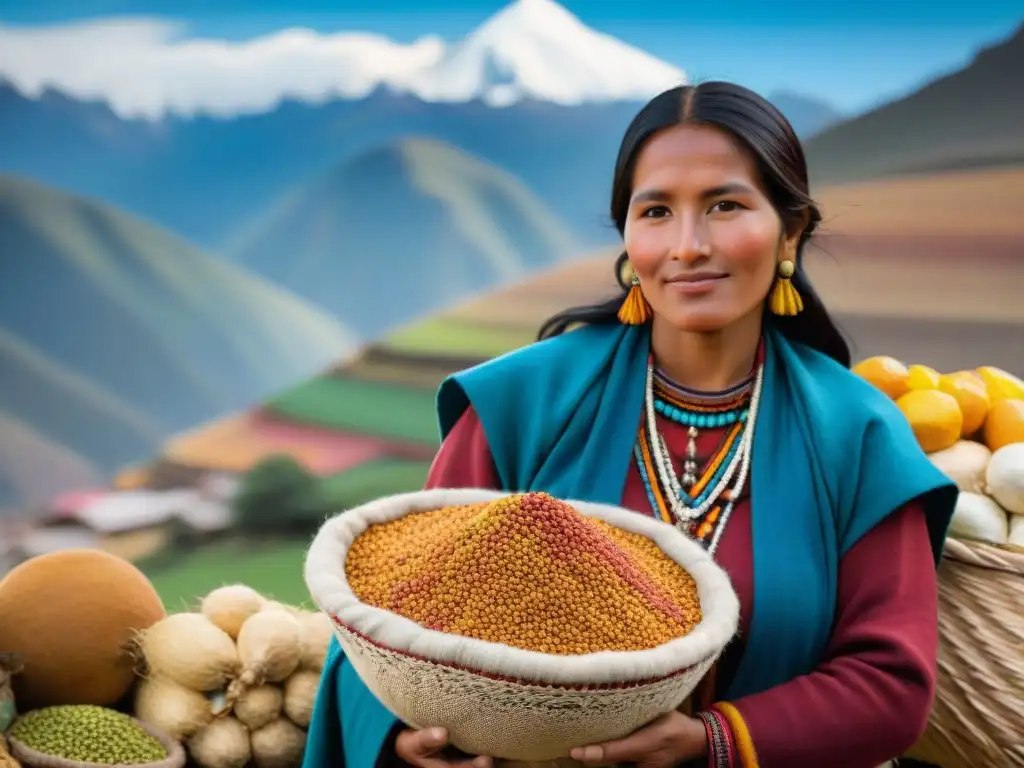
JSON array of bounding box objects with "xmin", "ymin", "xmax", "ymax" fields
[{"xmin": 303, "ymin": 323, "xmax": 957, "ymax": 768}]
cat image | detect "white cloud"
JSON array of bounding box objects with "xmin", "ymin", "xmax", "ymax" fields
[
  {"xmin": 0, "ymin": 17, "xmax": 446, "ymax": 119},
  {"xmin": 0, "ymin": 1, "xmax": 686, "ymax": 119}
]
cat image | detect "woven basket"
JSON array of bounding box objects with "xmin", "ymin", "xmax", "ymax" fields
[
  {"xmin": 305, "ymin": 488, "xmax": 740, "ymax": 761},
  {"xmin": 7, "ymin": 715, "xmax": 184, "ymax": 768},
  {"xmin": 905, "ymin": 537, "xmax": 1024, "ymax": 768}
]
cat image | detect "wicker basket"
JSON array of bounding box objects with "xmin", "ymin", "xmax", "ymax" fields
[
  {"xmin": 7, "ymin": 715, "xmax": 184, "ymax": 768},
  {"xmin": 305, "ymin": 488, "xmax": 740, "ymax": 762},
  {"xmin": 905, "ymin": 537, "xmax": 1024, "ymax": 768}
]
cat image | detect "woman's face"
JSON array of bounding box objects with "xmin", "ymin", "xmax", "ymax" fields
[{"xmin": 623, "ymin": 123, "xmax": 799, "ymax": 333}]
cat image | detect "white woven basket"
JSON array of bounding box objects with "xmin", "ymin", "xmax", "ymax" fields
[{"xmin": 305, "ymin": 488, "xmax": 740, "ymax": 761}]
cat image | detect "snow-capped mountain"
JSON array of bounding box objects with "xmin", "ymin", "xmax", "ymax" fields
[
  {"xmin": 407, "ymin": 0, "xmax": 687, "ymax": 107},
  {"xmin": 0, "ymin": 0, "xmax": 686, "ymax": 118}
]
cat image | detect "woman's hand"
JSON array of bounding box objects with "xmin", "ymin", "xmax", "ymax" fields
[
  {"xmin": 395, "ymin": 727, "xmax": 493, "ymax": 768},
  {"xmin": 570, "ymin": 711, "xmax": 708, "ymax": 767}
]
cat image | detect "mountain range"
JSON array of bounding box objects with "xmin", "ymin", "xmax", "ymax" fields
[
  {"xmin": 805, "ymin": 23, "xmax": 1024, "ymax": 185},
  {"xmin": 227, "ymin": 137, "xmax": 581, "ymax": 337},
  {"xmin": 0, "ymin": 174, "xmax": 354, "ymax": 488},
  {"xmin": 0, "ymin": 85, "xmax": 845, "ymax": 252},
  {"xmin": 0, "ymin": 133, "xmax": 582, "ymax": 511},
  {"xmin": 0, "ymin": 0, "xmax": 844, "ymax": 250}
]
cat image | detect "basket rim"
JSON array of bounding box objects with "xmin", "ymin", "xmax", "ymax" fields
[
  {"xmin": 332, "ymin": 618, "xmax": 701, "ymax": 690},
  {"xmin": 305, "ymin": 488, "xmax": 740, "ymax": 687},
  {"xmin": 8, "ymin": 712, "xmax": 186, "ymax": 768},
  {"xmin": 942, "ymin": 535, "xmax": 1024, "ymax": 575}
]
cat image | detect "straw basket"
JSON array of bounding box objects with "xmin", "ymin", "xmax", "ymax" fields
[
  {"xmin": 905, "ymin": 537, "xmax": 1024, "ymax": 768},
  {"xmin": 7, "ymin": 716, "xmax": 184, "ymax": 768},
  {"xmin": 305, "ymin": 488, "xmax": 740, "ymax": 762}
]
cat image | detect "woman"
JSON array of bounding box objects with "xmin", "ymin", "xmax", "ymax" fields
[{"xmin": 304, "ymin": 82, "xmax": 957, "ymax": 768}]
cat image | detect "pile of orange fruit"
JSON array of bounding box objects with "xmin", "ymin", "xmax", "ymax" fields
[{"xmin": 851, "ymin": 358, "xmax": 1024, "ymax": 454}]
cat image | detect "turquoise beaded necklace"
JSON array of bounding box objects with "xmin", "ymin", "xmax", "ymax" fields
[{"xmin": 654, "ymin": 400, "xmax": 749, "ymax": 429}]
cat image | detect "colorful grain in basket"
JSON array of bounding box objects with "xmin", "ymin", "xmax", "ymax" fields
[{"xmin": 345, "ymin": 491, "xmax": 702, "ymax": 654}]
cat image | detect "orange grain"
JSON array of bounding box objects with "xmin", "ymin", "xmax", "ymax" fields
[{"xmin": 345, "ymin": 492, "xmax": 701, "ymax": 655}]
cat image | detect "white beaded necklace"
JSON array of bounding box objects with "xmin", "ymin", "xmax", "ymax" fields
[{"xmin": 643, "ymin": 358, "xmax": 764, "ymax": 530}]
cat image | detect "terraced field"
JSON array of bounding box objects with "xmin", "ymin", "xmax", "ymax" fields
[{"xmin": 149, "ymin": 260, "xmax": 591, "ymax": 483}]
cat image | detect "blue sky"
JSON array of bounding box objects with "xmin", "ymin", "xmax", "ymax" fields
[{"xmin": 1, "ymin": 0, "xmax": 1020, "ymax": 112}]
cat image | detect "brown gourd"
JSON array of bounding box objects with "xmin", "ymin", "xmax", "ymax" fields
[{"xmin": 0, "ymin": 550, "xmax": 165, "ymax": 709}]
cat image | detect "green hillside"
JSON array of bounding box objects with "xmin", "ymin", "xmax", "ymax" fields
[
  {"xmin": 267, "ymin": 376, "xmax": 440, "ymax": 446},
  {"xmin": 384, "ymin": 316, "xmax": 535, "ymax": 358},
  {"xmin": 152, "ymin": 258, "xmax": 603, "ymax": 483},
  {"xmin": 262, "ymin": 312, "xmax": 539, "ymax": 446},
  {"xmin": 0, "ymin": 328, "xmax": 164, "ymax": 474},
  {"xmin": 805, "ymin": 24, "xmax": 1024, "ymax": 185},
  {"xmin": 227, "ymin": 137, "xmax": 580, "ymax": 338},
  {"xmin": 0, "ymin": 174, "xmax": 356, "ymax": 476}
]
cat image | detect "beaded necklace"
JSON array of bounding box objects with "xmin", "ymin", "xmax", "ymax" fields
[
  {"xmin": 655, "ymin": 367, "xmax": 753, "ymax": 489},
  {"xmin": 634, "ymin": 353, "xmax": 764, "ymax": 553}
]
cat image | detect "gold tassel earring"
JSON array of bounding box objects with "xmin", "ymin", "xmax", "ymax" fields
[
  {"xmin": 618, "ymin": 267, "xmax": 652, "ymax": 325},
  {"xmin": 769, "ymin": 257, "xmax": 803, "ymax": 316}
]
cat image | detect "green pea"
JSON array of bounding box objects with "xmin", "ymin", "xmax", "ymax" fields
[{"xmin": 10, "ymin": 705, "xmax": 168, "ymax": 764}]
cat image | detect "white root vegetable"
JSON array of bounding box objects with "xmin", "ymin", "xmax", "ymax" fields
[
  {"xmin": 250, "ymin": 717, "xmax": 307, "ymax": 768},
  {"xmin": 949, "ymin": 492, "xmax": 1009, "ymax": 546},
  {"xmin": 1009, "ymin": 514, "xmax": 1024, "ymax": 549},
  {"xmin": 282, "ymin": 669, "xmax": 319, "ymax": 727},
  {"xmin": 188, "ymin": 716, "xmax": 252, "ymax": 768},
  {"xmin": 140, "ymin": 612, "xmax": 240, "ymax": 691},
  {"xmin": 297, "ymin": 611, "xmax": 333, "ymax": 671},
  {"xmin": 986, "ymin": 443, "xmax": 1024, "ymax": 514},
  {"xmin": 134, "ymin": 676, "xmax": 213, "ymax": 740},
  {"xmin": 929, "ymin": 440, "xmax": 991, "ymax": 494},
  {"xmin": 201, "ymin": 585, "xmax": 265, "ymax": 639},
  {"xmin": 227, "ymin": 610, "xmax": 303, "ymax": 701},
  {"xmin": 260, "ymin": 600, "xmax": 301, "ymax": 616},
  {"xmin": 233, "ymin": 684, "xmax": 283, "ymax": 730}
]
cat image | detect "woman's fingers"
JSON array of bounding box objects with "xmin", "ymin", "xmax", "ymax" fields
[
  {"xmin": 395, "ymin": 728, "xmax": 492, "ymax": 768},
  {"xmin": 396, "ymin": 727, "xmax": 449, "ymax": 765}
]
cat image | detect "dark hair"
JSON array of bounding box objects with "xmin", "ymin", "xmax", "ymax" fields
[{"xmin": 537, "ymin": 81, "xmax": 851, "ymax": 368}]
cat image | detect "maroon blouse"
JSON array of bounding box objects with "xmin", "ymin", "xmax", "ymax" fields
[{"xmin": 424, "ymin": 407, "xmax": 939, "ymax": 768}]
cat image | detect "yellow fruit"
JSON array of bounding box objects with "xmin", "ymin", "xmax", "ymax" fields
[
  {"xmin": 906, "ymin": 364, "xmax": 940, "ymax": 391},
  {"xmin": 896, "ymin": 390, "xmax": 963, "ymax": 453},
  {"xmin": 983, "ymin": 398, "xmax": 1024, "ymax": 452},
  {"xmin": 977, "ymin": 367, "xmax": 1024, "ymax": 404},
  {"xmin": 852, "ymin": 356, "xmax": 910, "ymax": 400},
  {"xmin": 938, "ymin": 371, "xmax": 991, "ymax": 437}
]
